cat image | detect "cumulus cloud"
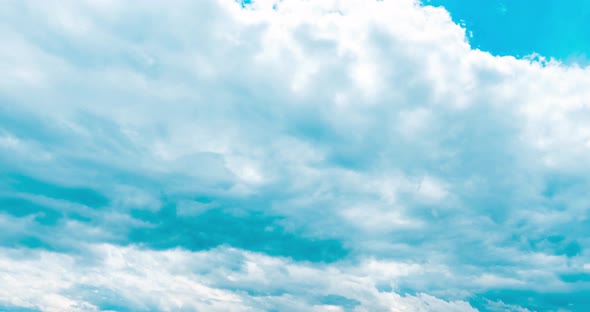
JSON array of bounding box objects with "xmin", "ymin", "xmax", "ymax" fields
[{"xmin": 0, "ymin": 0, "xmax": 589, "ymax": 311}]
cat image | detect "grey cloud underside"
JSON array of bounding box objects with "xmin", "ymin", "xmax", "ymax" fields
[{"xmin": 1, "ymin": 0, "xmax": 590, "ymax": 311}]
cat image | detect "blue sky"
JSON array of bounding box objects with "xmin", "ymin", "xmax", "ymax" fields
[
  {"xmin": 1, "ymin": 0, "xmax": 590, "ymax": 311},
  {"xmin": 427, "ymin": 0, "xmax": 590, "ymax": 63}
]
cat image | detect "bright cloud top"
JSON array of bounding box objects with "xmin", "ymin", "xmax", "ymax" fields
[{"xmin": 1, "ymin": 0, "xmax": 590, "ymax": 311}]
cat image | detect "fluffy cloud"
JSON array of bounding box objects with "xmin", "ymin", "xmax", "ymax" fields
[{"xmin": 1, "ymin": 0, "xmax": 590, "ymax": 311}]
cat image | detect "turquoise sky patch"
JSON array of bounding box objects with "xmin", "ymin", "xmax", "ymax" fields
[{"xmin": 425, "ymin": 0, "xmax": 590, "ymax": 64}]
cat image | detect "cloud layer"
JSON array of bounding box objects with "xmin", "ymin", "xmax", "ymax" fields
[{"xmin": 1, "ymin": 0, "xmax": 590, "ymax": 311}]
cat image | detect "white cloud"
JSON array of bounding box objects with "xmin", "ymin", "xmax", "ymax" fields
[
  {"xmin": 0, "ymin": 244, "xmax": 477, "ymax": 312},
  {"xmin": 0, "ymin": 0, "xmax": 589, "ymax": 310}
]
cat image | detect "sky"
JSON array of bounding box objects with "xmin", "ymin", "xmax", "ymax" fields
[
  {"xmin": 1, "ymin": 0, "xmax": 590, "ymax": 311},
  {"xmin": 426, "ymin": 0, "xmax": 590, "ymax": 63}
]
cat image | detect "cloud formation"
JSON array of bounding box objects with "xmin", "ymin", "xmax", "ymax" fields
[
  {"xmin": 0, "ymin": 244, "xmax": 479, "ymax": 311},
  {"xmin": 1, "ymin": 0, "xmax": 590, "ymax": 311}
]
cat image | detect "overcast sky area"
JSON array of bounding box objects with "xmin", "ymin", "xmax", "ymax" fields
[{"xmin": 1, "ymin": 0, "xmax": 590, "ymax": 311}]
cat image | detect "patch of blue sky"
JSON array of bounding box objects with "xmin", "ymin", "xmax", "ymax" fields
[
  {"xmin": 0, "ymin": 306, "xmax": 40, "ymax": 312},
  {"xmin": 0, "ymin": 172, "xmax": 347, "ymax": 262},
  {"xmin": 129, "ymin": 204, "xmax": 348, "ymax": 263},
  {"xmin": 424, "ymin": 0, "xmax": 590, "ymax": 64}
]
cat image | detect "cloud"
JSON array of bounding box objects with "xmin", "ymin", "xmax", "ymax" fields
[
  {"xmin": 0, "ymin": 0, "xmax": 589, "ymax": 310},
  {"xmin": 0, "ymin": 244, "xmax": 478, "ymax": 312}
]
